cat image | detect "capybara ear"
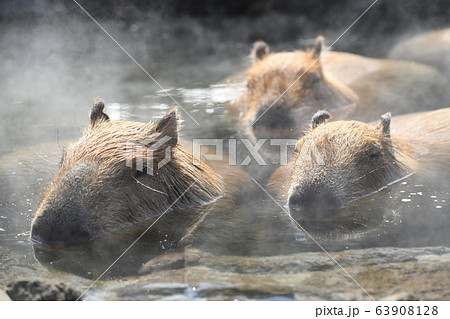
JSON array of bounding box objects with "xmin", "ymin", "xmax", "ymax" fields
[
  {"xmin": 311, "ymin": 110, "xmax": 331, "ymax": 129},
  {"xmin": 252, "ymin": 41, "xmax": 270, "ymax": 63},
  {"xmin": 377, "ymin": 112, "xmax": 391, "ymax": 137},
  {"xmin": 312, "ymin": 35, "xmax": 325, "ymax": 59},
  {"xmin": 154, "ymin": 107, "xmax": 179, "ymax": 146},
  {"xmin": 90, "ymin": 98, "xmax": 110, "ymax": 127}
]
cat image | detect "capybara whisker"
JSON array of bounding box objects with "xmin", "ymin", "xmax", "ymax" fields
[
  {"xmin": 349, "ymin": 163, "xmax": 393, "ymax": 184},
  {"xmin": 131, "ymin": 176, "xmax": 168, "ymax": 196},
  {"xmin": 351, "ymin": 221, "xmax": 369, "ymax": 229},
  {"xmin": 28, "ymin": 146, "xmax": 59, "ymax": 166},
  {"xmin": 19, "ymin": 161, "xmax": 52, "ymax": 175}
]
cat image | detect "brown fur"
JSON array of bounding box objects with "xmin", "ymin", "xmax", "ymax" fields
[
  {"xmin": 31, "ymin": 100, "xmax": 248, "ymax": 246},
  {"xmin": 321, "ymin": 51, "xmax": 450, "ymax": 119},
  {"xmin": 268, "ymin": 108, "xmax": 450, "ymax": 221},
  {"xmin": 228, "ymin": 37, "xmax": 359, "ymax": 138}
]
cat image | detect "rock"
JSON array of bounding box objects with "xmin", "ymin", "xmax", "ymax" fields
[
  {"xmin": 6, "ymin": 281, "xmax": 81, "ymax": 301},
  {"xmin": 0, "ymin": 245, "xmax": 90, "ymax": 301},
  {"xmin": 380, "ymin": 291, "xmax": 420, "ymax": 301},
  {"xmin": 83, "ymin": 246, "xmax": 450, "ymax": 300}
]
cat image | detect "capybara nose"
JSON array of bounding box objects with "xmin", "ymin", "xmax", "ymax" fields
[
  {"xmin": 31, "ymin": 216, "xmax": 92, "ymax": 246},
  {"xmin": 288, "ymin": 189, "xmax": 342, "ymax": 220}
]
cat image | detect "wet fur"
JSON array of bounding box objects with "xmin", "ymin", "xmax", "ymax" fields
[
  {"xmin": 32, "ymin": 101, "xmax": 249, "ymax": 246},
  {"xmin": 269, "ymin": 108, "xmax": 450, "ymax": 208}
]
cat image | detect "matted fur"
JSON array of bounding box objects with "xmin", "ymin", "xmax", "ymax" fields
[{"xmin": 31, "ymin": 103, "xmax": 231, "ymax": 245}]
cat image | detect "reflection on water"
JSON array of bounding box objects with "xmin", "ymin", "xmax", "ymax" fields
[
  {"xmin": 179, "ymin": 83, "xmax": 245, "ymax": 105},
  {"xmin": 32, "ymin": 218, "xmax": 187, "ymax": 279}
]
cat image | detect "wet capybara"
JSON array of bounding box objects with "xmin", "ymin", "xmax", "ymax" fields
[
  {"xmin": 268, "ymin": 108, "xmax": 450, "ymax": 223},
  {"xmin": 31, "ymin": 100, "xmax": 249, "ymax": 248},
  {"xmin": 388, "ymin": 28, "xmax": 450, "ymax": 81},
  {"xmin": 227, "ymin": 36, "xmax": 359, "ymax": 139},
  {"xmin": 228, "ymin": 36, "xmax": 450, "ymax": 138}
]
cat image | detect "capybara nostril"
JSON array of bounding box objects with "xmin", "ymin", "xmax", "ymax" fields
[
  {"xmin": 31, "ymin": 214, "xmax": 92, "ymax": 246},
  {"xmin": 288, "ymin": 193, "xmax": 303, "ymax": 213},
  {"xmin": 31, "ymin": 224, "xmax": 42, "ymax": 244}
]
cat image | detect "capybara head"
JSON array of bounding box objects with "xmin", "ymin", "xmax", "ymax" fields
[
  {"xmin": 287, "ymin": 110, "xmax": 413, "ymax": 221},
  {"xmin": 246, "ymin": 36, "xmax": 358, "ymax": 130},
  {"xmin": 31, "ymin": 100, "xmax": 224, "ymax": 246}
]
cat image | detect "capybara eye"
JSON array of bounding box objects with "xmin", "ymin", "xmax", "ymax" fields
[
  {"xmin": 368, "ymin": 146, "xmax": 382, "ymax": 161},
  {"xmin": 133, "ymin": 168, "xmax": 149, "ymax": 178},
  {"xmin": 309, "ymin": 72, "xmax": 322, "ymax": 86},
  {"xmin": 369, "ymin": 152, "xmax": 381, "ymax": 161}
]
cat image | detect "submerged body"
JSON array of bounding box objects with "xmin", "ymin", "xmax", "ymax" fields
[
  {"xmin": 388, "ymin": 28, "xmax": 450, "ymax": 81},
  {"xmin": 322, "ymin": 51, "xmax": 450, "ymax": 119}
]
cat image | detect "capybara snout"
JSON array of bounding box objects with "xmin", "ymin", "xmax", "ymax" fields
[
  {"xmin": 31, "ymin": 162, "xmax": 100, "ymax": 245},
  {"xmin": 288, "ymin": 186, "xmax": 343, "ymax": 221},
  {"xmin": 31, "ymin": 213, "xmax": 92, "ymax": 246}
]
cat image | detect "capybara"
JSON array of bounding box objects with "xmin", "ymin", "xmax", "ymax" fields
[
  {"xmin": 388, "ymin": 28, "xmax": 450, "ymax": 81},
  {"xmin": 322, "ymin": 50, "xmax": 450, "ymax": 119},
  {"xmin": 227, "ymin": 36, "xmax": 359, "ymax": 138},
  {"xmin": 268, "ymin": 108, "xmax": 450, "ymax": 223},
  {"xmin": 228, "ymin": 36, "xmax": 450, "ymax": 138},
  {"xmin": 31, "ymin": 100, "xmax": 249, "ymax": 248}
]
